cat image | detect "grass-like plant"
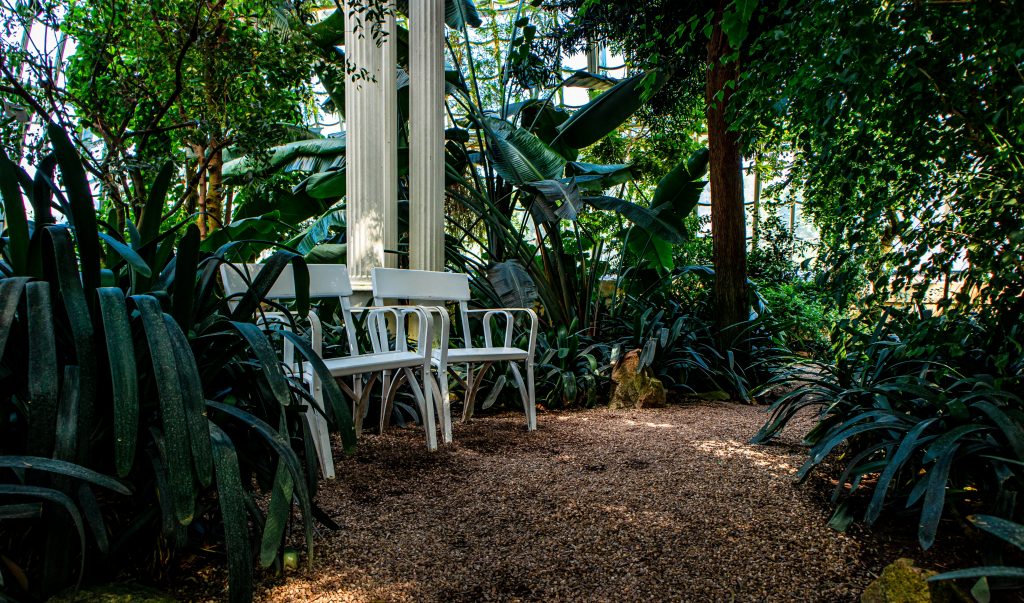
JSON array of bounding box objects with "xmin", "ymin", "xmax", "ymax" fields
[
  {"xmin": 752, "ymin": 309, "xmax": 1024, "ymax": 550},
  {"xmin": 0, "ymin": 123, "xmax": 355, "ymax": 602}
]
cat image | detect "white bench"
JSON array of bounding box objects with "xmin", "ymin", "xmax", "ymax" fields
[
  {"xmin": 371, "ymin": 268, "xmax": 538, "ymax": 444},
  {"xmin": 220, "ymin": 263, "xmax": 441, "ymax": 478}
]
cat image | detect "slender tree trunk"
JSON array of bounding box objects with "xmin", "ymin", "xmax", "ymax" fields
[
  {"xmin": 205, "ymin": 145, "xmax": 224, "ymax": 233},
  {"xmin": 196, "ymin": 144, "xmax": 208, "ymax": 238},
  {"xmin": 707, "ymin": 1, "xmax": 748, "ymax": 348}
]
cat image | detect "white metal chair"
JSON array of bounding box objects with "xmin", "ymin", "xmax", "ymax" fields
[
  {"xmin": 371, "ymin": 268, "xmax": 538, "ymax": 444},
  {"xmin": 220, "ymin": 263, "xmax": 440, "ymax": 479}
]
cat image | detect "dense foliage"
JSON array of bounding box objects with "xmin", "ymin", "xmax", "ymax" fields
[
  {"xmin": 2, "ymin": 0, "xmax": 1023, "ymax": 598},
  {"xmin": 0, "ymin": 127, "xmax": 354, "ymax": 602}
]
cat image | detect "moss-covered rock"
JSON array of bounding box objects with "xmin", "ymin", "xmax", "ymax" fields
[
  {"xmin": 860, "ymin": 558, "xmax": 970, "ymax": 603},
  {"xmin": 608, "ymin": 349, "xmax": 666, "ymax": 410},
  {"xmin": 48, "ymin": 583, "xmax": 177, "ymax": 603}
]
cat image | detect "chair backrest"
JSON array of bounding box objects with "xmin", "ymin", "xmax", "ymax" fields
[
  {"xmin": 371, "ymin": 268, "xmax": 470, "ymax": 302},
  {"xmin": 220, "ymin": 262, "xmax": 359, "ymax": 356},
  {"xmin": 372, "ymin": 268, "xmax": 474, "ymax": 348},
  {"xmin": 220, "ymin": 263, "xmax": 354, "ymax": 304}
]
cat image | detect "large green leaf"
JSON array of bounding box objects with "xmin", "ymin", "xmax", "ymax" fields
[
  {"xmin": 395, "ymin": 0, "xmax": 481, "ymax": 28},
  {"xmin": 208, "ymin": 423, "xmax": 253, "ymax": 603},
  {"xmin": 445, "ymin": 0, "xmax": 482, "ymax": 28},
  {"xmin": 222, "ymin": 137, "xmax": 348, "ymax": 183},
  {"xmin": 0, "ymin": 148, "xmax": 29, "ymax": 274},
  {"xmin": 287, "ymin": 207, "xmax": 346, "ymax": 255},
  {"xmin": 865, "ymin": 419, "xmax": 937, "ymax": 525},
  {"xmin": 651, "ymin": 147, "xmax": 709, "ymax": 229},
  {"xmin": 554, "ymin": 70, "xmax": 668, "ymax": 150},
  {"xmin": 0, "ymin": 485, "xmax": 86, "ymax": 589},
  {"xmin": 920, "ymin": 442, "xmax": 959, "ymax": 549},
  {"xmin": 585, "ymin": 196, "xmax": 685, "ymax": 244},
  {"xmin": 308, "ymin": 7, "xmax": 344, "ymax": 50},
  {"xmin": 481, "ymin": 116, "xmax": 566, "ymax": 185},
  {"xmin": 47, "ymin": 122, "xmax": 102, "ymax": 294},
  {"xmin": 524, "ymin": 178, "xmax": 582, "ymax": 222},
  {"xmin": 294, "ymin": 168, "xmax": 346, "ymax": 200},
  {"xmin": 26, "ymin": 281, "xmax": 59, "ymax": 457},
  {"xmin": 163, "ymin": 315, "xmax": 213, "ymax": 488},
  {"xmin": 97, "ymin": 287, "xmax": 139, "ymax": 477},
  {"xmin": 561, "ymin": 70, "xmax": 619, "ymax": 91},
  {"xmin": 45, "ymin": 226, "xmax": 97, "ymax": 464},
  {"xmin": 172, "ymin": 224, "xmax": 200, "ymax": 333},
  {"xmin": 517, "ymin": 100, "xmax": 577, "ymax": 161},
  {"xmin": 566, "ymin": 162, "xmax": 635, "ymax": 192},
  {"xmin": 0, "ymin": 457, "xmax": 131, "ymax": 495},
  {"xmin": 0, "ymin": 277, "xmax": 29, "ymax": 355},
  {"xmin": 486, "ymin": 260, "xmax": 538, "ymax": 308},
  {"xmin": 206, "ymin": 401, "xmax": 315, "ymax": 561},
  {"xmin": 132, "ymin": 295, "xmax": 195, "ymax": 525}
]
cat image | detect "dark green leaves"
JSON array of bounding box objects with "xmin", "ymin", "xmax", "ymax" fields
[
  {"xmin": 554, "ymin": 71, "xmax": 668, "ymax": 150},
  {"xmin": 480, "ymin": 116, "xmax": 566, "ymax": 185},
  {"xmin": 487, "ymin": 260, "xmax": 538, "ymax": 308},
  {"xmin": 585, "ymin": 196, "xmax": 684, "ymax": 244},
  {"xmin": 97, "ymin": 288, "xmax": 139, "ymax": 477},
  {"xmin": 208, "ymin": 423, "xmax": 253, "ymax": 603}
]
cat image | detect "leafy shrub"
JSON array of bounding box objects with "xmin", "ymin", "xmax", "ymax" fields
[
  {"xmin": 758, "ymin": 280, "xmax": 835, "ymax": 356},
  {"xmin": 753, "ymin": 309, "xmax": 1024, "ymax": 549},
  {"xmin": 535, "ymin": 318, "xmax": 606, "ymax": 408},
  {"xmin": 0, "ymin": 125, "xmax": 353, "ymax": 602}
]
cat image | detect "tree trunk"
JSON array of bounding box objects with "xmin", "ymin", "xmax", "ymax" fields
[
  {"xmin": 205, "ymin": 145, "xmax": 224, "ymax": 233},
  {"xmin": 706, "ymin": 1, "xmax": 748, "ymax": 348}
]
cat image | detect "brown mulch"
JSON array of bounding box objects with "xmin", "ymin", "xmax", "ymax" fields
[{"xmin": 248, "ymin": 401, "xmax": 880, "ymax": 602}]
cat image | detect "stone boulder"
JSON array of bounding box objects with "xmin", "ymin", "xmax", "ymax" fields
[{"xmin": 608, "ymin": 349, "xmax": 666, "ymax": 410}]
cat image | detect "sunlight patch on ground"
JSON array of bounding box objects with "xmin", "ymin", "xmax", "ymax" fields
[
  {"xmin": 691, "ymin": 438, "xmax": 796, "ymax": 476},
  {"xmin": 621, "ymin": 419, "xmax": 678, "ymax": 429}
]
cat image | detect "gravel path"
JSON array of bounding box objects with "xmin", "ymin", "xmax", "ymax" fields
[{"xmin": 257, "ymin": 402, "xmax": 869, "ymax": 602}]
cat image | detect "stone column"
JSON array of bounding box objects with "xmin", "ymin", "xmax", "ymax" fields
[
  {"xmin": 409, "ymin": 0, "xmax": 446, "ymax": 272},
  {"xmin": 345, "ymin": 0, "xmax": 389, "ymax": 289}
]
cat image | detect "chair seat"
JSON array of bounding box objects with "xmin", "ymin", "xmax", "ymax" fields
[
  {"xmin": 317, "ymin": 351, "xmax": 426, "ymax": 377},
  {"xmin": 435, "ymin": 346, "xmax": 529, "ymax": 363}
]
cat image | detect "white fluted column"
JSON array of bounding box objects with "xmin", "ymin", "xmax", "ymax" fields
[
  {"xmin": 409, "ymin": 0, "xmax": 446, "ymax": 272},
  {"xmin": 345, "ymin": 0, "xmax": 393, "ymax": 289},
  {"xmin": 382, "ymin": 5, "xmax": 399, "ymax": 268}
]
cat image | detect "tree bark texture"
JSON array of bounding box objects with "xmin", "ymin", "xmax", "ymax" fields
[{"xmin": 706, "ymin": 2, "xmax": 748, "ymax": 347}]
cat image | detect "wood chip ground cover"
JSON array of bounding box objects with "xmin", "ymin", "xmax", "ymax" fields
[{"xmin": 243, "ymin": 402, "xmax": 874, "ymax": 602}]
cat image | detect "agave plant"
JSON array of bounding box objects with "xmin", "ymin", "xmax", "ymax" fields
[
  {"xmin": 752, "ymin": 310, "xmax": 1024, "ymax": 550},
  {"xmin": 0, "ymin": 123, "xmax": 354, "ymax": 602}
]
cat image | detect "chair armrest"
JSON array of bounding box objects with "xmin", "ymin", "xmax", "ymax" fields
[
  {"xmin": 465, "ymin": 308, "xmax": 538, "ymax": 357},
  {"xmin": 349, "ymin": 305, "xmax": 435, "ymax": 357},
  {"xmin": 254, "ymin": 310, "xmax": 323, "ymax": 369}
]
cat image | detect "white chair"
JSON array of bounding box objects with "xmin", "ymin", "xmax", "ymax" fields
[
  {"xmin": 371, "ymin": 268, "xmax": 538, "ymax": 444},
  {"xmin": 220, "ymin": 263, "xmax": 441, "ymax": 479}
]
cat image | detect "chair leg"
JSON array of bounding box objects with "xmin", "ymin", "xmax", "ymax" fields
[
  {"xmin": 463, "ymin": 361, "xmax": 494, "ymax": 422},
  {"xmin": 509, "ymin": 361, "xmax": 535, "ymax": 431},
  {"xmin": 527, "ymin": 362, "xmax": 536, "ymax": 431},
  {"xmin": 439, "ymin": 368, "xmax": 452, "ymax": 444},
  {"xmin": 403, "ymin": 366, "xmax": 437, "ymax": 451},
  {"xmin": 462, "ymin": 363, "xmax": 473, "ymax": 423},
  {"xmin": 307, "ymin": 374, "xmax": 336, "ymax": 479},
  {"xmin": 428, "ymin": 367, "xmax": 452, "ymax": 445},
  {"xmin": 353, "ymin": 376, "xmax": 364, "ymax": 436},
  {"xmin": 379, "ymin": 369, "xmax": 393, "ymax": 434}
]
